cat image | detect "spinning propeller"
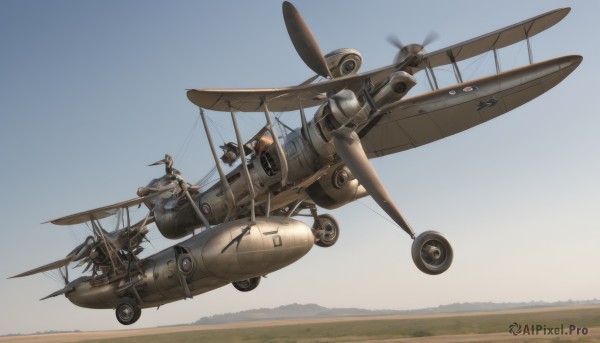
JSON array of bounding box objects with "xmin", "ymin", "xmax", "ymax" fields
[
  {"xmin": 10, "ymin": 218, "xmax": 151, "ymax": 299},
  {"xmin": 388, "ymin": 32, "xmax": 439, "ymax": 69}
]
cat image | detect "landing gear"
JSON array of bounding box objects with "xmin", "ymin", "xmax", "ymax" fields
[
  {"xmin": 312, "ymin": 214, "xmax": 339, "ymax": 248},
  {"xmin": 411, "ymin": 231, "xmax": 453, "ymax": 275},
  {"xmin": 232, "ymin": 276, "xmax": 261, "ymax": 292},
  {"xmin": 115, "ymin": 297, "xmax": 141, "ymax": 325}
]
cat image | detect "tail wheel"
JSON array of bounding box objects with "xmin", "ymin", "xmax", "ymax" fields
[
  {"xmin": 411, "ymin": 230, "xmax": 453, "ymax": 275},
  {"xmin": 313, "ymin": 214, "xmax": 339, "ymax": 248},
  {"xmin": 232, "ymin": 276, "xmax": 261, "ymax": 292},
  {"xmin": 116, "ymin": 298, "xmax": 141, "ymax": 325}
]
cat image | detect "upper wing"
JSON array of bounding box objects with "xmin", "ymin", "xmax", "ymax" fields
[
  {"xmin": 186, "ymin": 68, "xmax": 391, "ymax": 112},
  {"xmin": 187, "ymin": 8, "xmax": 570, "ymax": 113},
  {"xmin": 360, "ymin": 55, "xmax": 582, "ymax": 158},
  {"xmin": 415, "ymin": 8, "xmax": 570, "ymax": 72}
]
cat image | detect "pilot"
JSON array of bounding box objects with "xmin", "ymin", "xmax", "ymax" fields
[{"xmin": 255, "ymin": 135, "xmax": 274, "ymax": 155}]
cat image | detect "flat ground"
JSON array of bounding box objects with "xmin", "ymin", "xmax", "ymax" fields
[{"xmin": 3, "ymin": 306, "xmax": 600, "ymax": 343}]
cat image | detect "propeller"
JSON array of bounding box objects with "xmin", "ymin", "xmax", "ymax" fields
[
  {"xmin": 387, "ymin": 32, "xmax": 439, "ymax": 68},
  {"xmin": 332, "ymin": 127, "xmax": 415, "ymax": 239},
  {"xmin": 282, "ymin": 1, "xmax": 332, "ymax": 79},
  {"xmin": 10, "ymin": 218, "xmax": 149, "ymax": 280}
]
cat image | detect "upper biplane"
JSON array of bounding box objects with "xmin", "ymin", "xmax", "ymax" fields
[{"xmin": 10, "ymin": 2, "xmax": 581, "ymax": 325}]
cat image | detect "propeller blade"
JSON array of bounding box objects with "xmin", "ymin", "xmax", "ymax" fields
[
  {"xmin": 72, "ymin": 236, "xmax": 94, "ymax": 261},
  {"xmin": 74, "ymin": 259, "xmax": 88, "ymax": 268},
  {"xmin": 422, "ymin": 31, "xmax": 440, "ymax": 47},
  {"xmin": 82, "ymin": 261, "xmax": 94, "ymax": 273},
  {"xmin": 9, "ymin": 256, "xmax": 72, "ymax": 278},
  {"xmin": 282, "ymin": 1, "xmax": 332, "ymax": 78},
  {"xmin": 332, "ymin": 127, "xmax": 415, "ymax": 238},
  {"xmin": 387, "ymin": 31, "xmax": 439, "ymax": 68},
  {"xmin": 386, "ymin": 34, "xmax": 403, "ymax": 50}
]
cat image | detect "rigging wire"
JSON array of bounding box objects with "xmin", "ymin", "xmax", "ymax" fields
[
  {"xmin": 511, "ymin": 41, "xmax": 526, "ymax": 69},
  {"xmin": 196, "ymin": 165, "xmax": 218, "ymax": 188},
  {"xmin": 356, "ymin": 199, "xmax": 402, "ymax": 231},
  {"xmin": 461, "ymin": 51, "xmax": 491, "ymax": 81},
  {"xmin": 207, "ymin": 116, "xmax": 227, "ymax": 144},
  {"xmin": 43, "ymin": 270, "xmax": 66, "ymax": 286},
  {"xmin": 175, "ymin": 114, "xmax": 200, "ymax": 163}
]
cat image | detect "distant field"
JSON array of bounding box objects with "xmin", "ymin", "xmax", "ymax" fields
[{"xmin": 5, "ymin": 306, "xmax": 600, "ymax": 343}]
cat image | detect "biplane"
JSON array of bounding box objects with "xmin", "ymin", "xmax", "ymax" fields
[{"xmin": 11, "ymin": 2, "xmax": 581, "ymax": 325}]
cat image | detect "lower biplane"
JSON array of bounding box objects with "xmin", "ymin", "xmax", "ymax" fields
[{"xmin": 11, "ymin": 2, "xmax": 581, "ymax": 325}]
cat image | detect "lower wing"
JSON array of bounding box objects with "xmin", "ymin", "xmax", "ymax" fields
[{"xmin": 360, "ymin": 55, "xmax": 582, "ymax": 158}]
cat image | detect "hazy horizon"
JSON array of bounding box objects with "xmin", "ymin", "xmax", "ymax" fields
[{"xmin": 5, "ymin": 299, "xmax": 600, "ymax": 336}]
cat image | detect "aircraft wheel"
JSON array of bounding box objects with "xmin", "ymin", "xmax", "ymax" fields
[
  {"xmin": 232, "ymin": 276, "xmax": 261, "ymax": 292},
  {"xmin": 411, "ymin": 231, "xmax": 453, "ymax": 275},
  {"xmin": 313, "ymin": 214, "xmax": 339, "ymax": 248},
  {"xmin": 116, "ymin": 298, "xmax": 141, "ymax": 325}
]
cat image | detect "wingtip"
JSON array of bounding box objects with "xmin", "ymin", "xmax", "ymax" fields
[{"xmin": 282, "ymin": 1, "xmax": 293, "ymax": 10}]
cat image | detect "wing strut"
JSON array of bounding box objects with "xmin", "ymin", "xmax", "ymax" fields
[
  {"xmin": 230, "ymin": 109, "xmax": 256, "ymax": 223},
  {"xmin": 493, "ymin": 47, "xmax": 502, "ymax": 73},
  {"xmin": 262, "ymin": 98, "xmax": 289, "ymax": 188},
  {"xmin": 91, "ymin": 217, "xmax": 119, "ymax": 274},
  {"xmin": 525, "ymin": 25, "xmax": 534, "ymax": 64},
  {"xmin": 200, "ymin": 109, "xmax": 236, "ymax": 220},
  {"xmin": 447, "ymin": 51, "xmax": 463, "ymax": 84}
]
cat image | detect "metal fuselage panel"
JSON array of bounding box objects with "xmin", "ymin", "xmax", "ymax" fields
[{"xmin": 66, "ymin": 217, "xmax": 313, "ymax": 309}]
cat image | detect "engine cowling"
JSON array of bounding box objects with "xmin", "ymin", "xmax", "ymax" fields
[
  {"xmin": 371, "ymin": 70, "xmax": 417, "ymax": 108},
  {"xmin": 324, "ymin": 48, "xmax": 362, "ymax": 78},
  {"xmin": 306, "ymin": 164, "xmax": 368, "ymax": 209}
]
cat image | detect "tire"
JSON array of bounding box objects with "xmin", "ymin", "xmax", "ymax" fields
[
  {"xmin": 115, "ymin": 298, "xmax": 141, "ymax": 325},
  {"xmin": 313, "ymin": 214, "xmax": 339, "ymax": 248},
  {"xmin": 411, "ymin": 230, "xmax": 453, "ymax": 275}
]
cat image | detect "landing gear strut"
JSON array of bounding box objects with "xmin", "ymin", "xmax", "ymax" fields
[
  {"xmin": 115, "ymin": 297, "xmax": 141, "ymax": 325},
  {"xmin": 311, "ymin": 213, "xmax": 339, "ymax": 248},
  {"xmin": 411, "ymin": 230, "xmax": 453, "ymax": 275}
]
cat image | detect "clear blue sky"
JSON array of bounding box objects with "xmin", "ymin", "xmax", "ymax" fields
[{"xmin": 1, "ymin": 0, "xmax": 598, "ymax": 335}]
